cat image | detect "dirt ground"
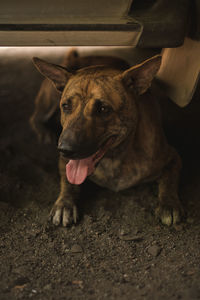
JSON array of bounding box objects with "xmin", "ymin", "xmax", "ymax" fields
[{"xmin": 0, "ymin": 48, "xmax": 200, "ymax": 300}]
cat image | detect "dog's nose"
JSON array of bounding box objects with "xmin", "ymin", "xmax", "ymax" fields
[{"xmin": 58, "ymin": 141, "xmax": 77, "ymax": 158}]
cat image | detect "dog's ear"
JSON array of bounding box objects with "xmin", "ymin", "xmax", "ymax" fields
[
  {"xmin": 33, "ymin": 57, "xmax": 72, "ymax": 92},
  {"xmin": 118, "ymin": 55, "xmax": 162, "ymax": 95}
]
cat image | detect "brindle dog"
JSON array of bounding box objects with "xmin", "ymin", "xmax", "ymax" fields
[{"xmin": 32, "ymin": 51, "xmax": 183, "ymax": 227}]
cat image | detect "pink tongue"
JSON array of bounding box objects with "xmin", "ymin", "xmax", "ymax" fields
[{"xmin": 66, "ymin": 156, "xmax": 95, "ymax": 185}]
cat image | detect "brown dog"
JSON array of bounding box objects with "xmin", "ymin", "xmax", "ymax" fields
[{"xmin": 32, "ymin": 51, "xmax": 183, "ymax": 227}]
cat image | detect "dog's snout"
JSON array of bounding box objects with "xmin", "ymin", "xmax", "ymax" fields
[
  {"xmin": 58, "ymin": 141, "xmax": 77, "ymax": 158},
  {"xmin": 58, "ymin": 130, "xmax": 97, "ymax": 159},
  {"xmin": 58, "ymin": 140, "xmax": 68, "ymax": 151}
]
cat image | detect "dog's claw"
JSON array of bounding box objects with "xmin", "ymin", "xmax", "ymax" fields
[
  {"xmin": 49, "ymin": 201, "xmax": 78, "ymax": 227},
  {"xmin": 52, "ymin": 208, "xmax": 62, "ymax": 226},
  {"xmin": 62, "ymin": 208, "xmax": 69, "ymax": 227}
]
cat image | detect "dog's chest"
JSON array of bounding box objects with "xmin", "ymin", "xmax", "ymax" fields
[{"xmin": 90, "ymin": 155, "xmax": 153, "ymax": 192}]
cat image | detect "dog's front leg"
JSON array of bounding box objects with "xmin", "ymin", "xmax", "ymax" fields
[
  {"xmin": 49, "ymin": 155, "xmax": 79, "ymax": 226},
  {"xmin": 156, "ymin": 150, "xmax": 184, "ymax": 226}
]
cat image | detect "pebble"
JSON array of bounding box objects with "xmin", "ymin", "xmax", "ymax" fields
[
  {"xmin": 119, "ymin": 228, "xmax": 129, "ymax": 236},
  {"xmin": 41, "ymin": 233, "xmax": 49, "ymax": 240},
  {"xmin": 72, "ymin": 280, "xmax": 83, "ymax": 288},
  {"xmin": 27, "ymin": 229, "xmax": 40, "ymax": 238},
  {"xmin": 43, "ymin": 284, "xmax": 52, "ymax": 291},
  {"xmin": 174, "ymin": 224, "xmax": 184, "ymax": 231},
  {"xmin": 71, "ymin": 244, "xmax": 83, "ymax": 253},
  {"xmin": 148, "ymin": 245, "xmax": 161, "ymax": 257},
  {"xmin": 186, "ymin": 270, "xmax": 195, "ymax": 276},
  {"xmin": 119, "ymin": 234, "xmax": 143, "ymax": 241}
]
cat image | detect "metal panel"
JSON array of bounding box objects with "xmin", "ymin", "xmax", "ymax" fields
[
  {"xmin": 0, "ymin": 29, "xmax": 142, "ymax": 46},
  {"xmin": 0, "ymin": 0, "xmax": 132, "ymax": 19},
  {"xmin": 0, "ymin": 0, "xmax": 190, "ymax": 46}
]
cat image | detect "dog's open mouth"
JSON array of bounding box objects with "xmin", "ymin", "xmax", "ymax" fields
[{"xmin": 66, "ymin": 136, "xmax": 115, "ymax": 185}]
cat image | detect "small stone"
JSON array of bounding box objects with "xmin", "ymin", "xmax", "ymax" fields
[
  {"xmin": 123, "ymin": 274, "xmax": 129, "ymax": 282},
  {"xmin": 119, "ymin": 229, "xmax": 125, "ymax": 236},
  {"xmin": 72, "ymin": 280, "xmax": 83, "ymax": 288},
  {"xmin": 119, "ymin": 234, "xmax": 143, "ymax": 241},
  {"xmin": 43, "ymin": 284, "xmax": 52, "ymax": 291},
  {"xmin": 26, "ymin": 229, "xmax": 39, "ymax": 238},
  {"xmin": 71, "ymin": 244, "xmax": 83, "ymax": 253},
  {"xmin": 174, "ymin": 224, "xmax": 184, "ymax": 231},
  {"xmin": 148, "ymin": 245, "xmax": 161, "ymax": 257},
  {"xmin": 186, "ymin": 270, "xmax": 195, "ymax": 276}
]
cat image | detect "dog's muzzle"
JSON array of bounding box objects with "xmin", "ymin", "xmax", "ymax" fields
[
  {"xmin": 58, "ymin": 139, "xmax": 98, "ymax": 160},
  {"xmin": 58, "ymin": 140, "xmax": 77, "ymax": 158}
]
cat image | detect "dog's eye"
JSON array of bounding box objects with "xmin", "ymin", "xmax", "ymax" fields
[
  {"xmin": 62, "ymin": 99, "xmax": 72, "ymax": 113},
  {"xmin": 95, "ymin": 100, "xmax": 112, "ymax": 115}
]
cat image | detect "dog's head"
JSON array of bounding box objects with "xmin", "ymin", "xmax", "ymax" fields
[{"xmin": 33, "ymin": 55, "xmax": 161, "ymax": 184}]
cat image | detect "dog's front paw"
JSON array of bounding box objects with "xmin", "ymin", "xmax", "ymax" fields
[
  {"xmin": 155, "ymin": 199, "xmax": 184, "ymax": 226},
  {"xmin": 49, "ymin": 198, "xmax": 78, "ymax": 227}
]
